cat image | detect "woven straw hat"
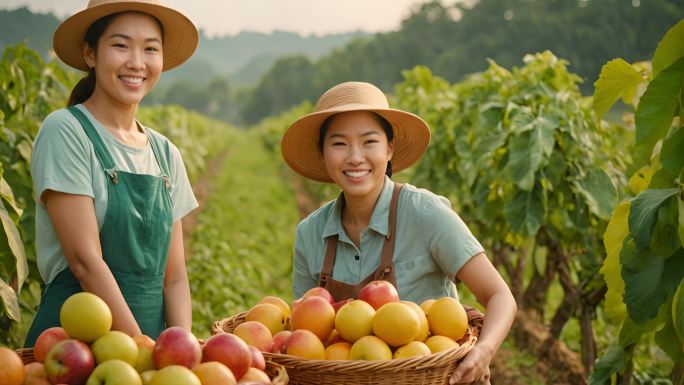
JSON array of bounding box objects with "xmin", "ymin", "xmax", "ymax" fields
[
  {"xmin": 281, "ymin": 81, "xmax": 431, "ymax": 183},
  {"xmin": 53, "ymin": 0, "xmax": 198, "ymax": 72}
]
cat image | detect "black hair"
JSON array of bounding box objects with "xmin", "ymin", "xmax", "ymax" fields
[
  {"xmin": 67, "ymin": 12, "xmax": 164, "ymax": 107},
  {"xmin": 67, "ymin": 13, "xmax": 118, "ymax": 107},
  {"xmin": 318, "ymin": 112, "xmax": 394, "ymax": 178}
]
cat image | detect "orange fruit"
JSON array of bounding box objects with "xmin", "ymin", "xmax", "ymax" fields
[
  {"xmin": 401, "ymin": 301, "xmax": 429, "ymax": 342},
  {"xmin": 425, "ymin": 335, "xmax": 459, "ymax": 353},
  {"xmin": 371, "ymin": 302, "xmax": 420, "ymax": 347},
  {"xmin": 0, "ymin": 347, "xmax": 25, "ymax": 385},
  {"xmin": 427, "ymin": 297, "xmax": 468, "ymax": 340}
]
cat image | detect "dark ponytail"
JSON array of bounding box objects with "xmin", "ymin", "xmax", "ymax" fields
[
  {"xmin": 67, "ymin": 69, "xmax": 96, "ymax": 106},
  {"xmin": 66, "ymin": 13, "xmax": 119, "ymax": 107}
]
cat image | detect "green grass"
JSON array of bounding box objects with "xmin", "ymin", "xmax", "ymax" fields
[{"xmin": 187, "ymin": 131, "xmax": 300, "ymax": 339}]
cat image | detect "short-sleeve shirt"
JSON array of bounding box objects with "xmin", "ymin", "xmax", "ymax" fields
[
  {"xmin": 31, "ymin": 104, "xmax": 198, "ymax": 284},
  {"xmin": 293, "ymin": 176, "xmax": 484, "ymax": 304}
]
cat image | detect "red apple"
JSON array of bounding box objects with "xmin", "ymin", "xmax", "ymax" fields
[
  {"xmin": 358, "ymin": 280, "xmax": 399, "ymax": 310},
  {"xmin": 44, "ymin": 339, "xmax": 95, "ymax": 385},
  {"xmin": 152, "ymin": 327, "xmax": 201, "ymax": 370},
  {"xmin": 302, "ymin": 287, "xmax": 335, "ymax": 305},
  {"xmin": 247, "ymin": 346, "xmax": 266, "ymax": 371},
  {"xmin": 202, "ymin": 333, "xmax": 252, "ymax": 380},
  {"xmin": 34, "ymin": 327, "xmax": 70, "ymax": 363},
  {"xmin": 332, "ymin": 298, "xmax": 353, "ymax": 312}
]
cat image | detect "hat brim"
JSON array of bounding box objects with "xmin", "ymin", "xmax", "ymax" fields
[
  {"xmin": 281, "ymin": 104, "xmax": 431, "ymax": 183},
  {"xmin": 53, "ymin": 2, "xmax": 198, "ymax": 72}
]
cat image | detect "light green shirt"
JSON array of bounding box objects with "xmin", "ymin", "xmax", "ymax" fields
[
  {"xmin": 31, "ymin": 104, "xmax": 198, "ymax": 284},
  {"xmin": 293, "ymin": 177, "xmax": 484, "ymax": 304}
]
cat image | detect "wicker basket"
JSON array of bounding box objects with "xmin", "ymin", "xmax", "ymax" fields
[
  {"xmin": 16, "ymin": 347, "xmax": 36, "ymax": 365},
  {"xmin": 15, "ymin": 347, "xmax": 289, "ymax": 385},
  {"xmin": 212, "ymin": 308, "xmax": 483, "ymax": 385}
]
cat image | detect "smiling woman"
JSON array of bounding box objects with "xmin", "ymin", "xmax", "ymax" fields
[
  {"xmin": 24, "ymin": 0, "xmax": 200, "ymax": 347},
  {"xmin": 281, "ymin": 81, "xmax": 518, "ymax": 384}
]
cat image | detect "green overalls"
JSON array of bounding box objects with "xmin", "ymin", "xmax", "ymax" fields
[{"xmin": 25, "ymin": 106, "xmax": 174, "ymax": 346}]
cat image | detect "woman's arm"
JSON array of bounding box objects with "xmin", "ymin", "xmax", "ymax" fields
[
  {"xmin": 450, "ymin": 252, "xmax": 517, "ymax": 385},
  {"xmin": 163, "ymin": 220, "xmax": 192, "ymax": 330},
  {"xmin": 45, "ymin": 190, "xmax": 142, "ymax": 336}
]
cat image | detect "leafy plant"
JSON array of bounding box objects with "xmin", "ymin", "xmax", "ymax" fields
[
  {"xmin": 591, "ymin": 19, "xmax": 684, "ymax": 385},
  {"xmin": 396, "ymin": 51, "xmax": 630, "ymax": 375},
  {"xmin": 0, "ymin": 44, "xmax": 74, "ymax": 346}
]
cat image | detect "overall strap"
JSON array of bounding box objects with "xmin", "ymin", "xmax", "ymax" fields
[
  {"xmin": 144, "ymin": 127, "xmax": 171, "ymax": 178},
  {"xmin": 319, "ymin": 235, "xmax": 337, "ymax": 287},
  {"xmin": 68, "ymin": 106, "xmax": 118, "ymax": 181},
  {"xmin": 374, "ymin": 183, "xmax": 404, "ymax": 280}
]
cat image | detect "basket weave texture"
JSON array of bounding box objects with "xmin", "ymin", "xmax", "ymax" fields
[
  {"xmin": 212, "ymin": 307, "xmax": 483, "ymax": 385},
  {"xmin": 15, "ymin": 346, "xmax": 289, "ymax": 385}
]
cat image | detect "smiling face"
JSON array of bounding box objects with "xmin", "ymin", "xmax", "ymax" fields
[
  {"xmin": 322, "ymin": 111, "xmax": 394, "ymax": 200},
  {"xmin": 84, "ymin": 12, "xmax": 163, "ymax": 107}
]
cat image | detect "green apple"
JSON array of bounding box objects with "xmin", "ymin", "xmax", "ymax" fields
[
  {"xmin": 86, "ymin": 359, "xmax": 141, "ymax": 385},
  {"xmin": 92, "ymin": 331, "xmax": 139, "ymax": 365},
  {"xmin": 150, "ymin": 365, "xmax": 201, "ymax": 385},
  {"xmin": 60, "ymin": 292, "xmax": 112, "ymax": 343}
]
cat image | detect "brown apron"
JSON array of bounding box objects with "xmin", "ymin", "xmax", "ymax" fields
[{"xmin": 318, "ymin": 183, "xmax": 404, "ymax": 302}]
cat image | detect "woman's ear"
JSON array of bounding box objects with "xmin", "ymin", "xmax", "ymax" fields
[
  {"xmin": 387, "ymin": 140, "xmax": 395, "ymax": 161},
  {"xmin": 83, "ymin": 42, "xmax": 95, "ymax": 69}
]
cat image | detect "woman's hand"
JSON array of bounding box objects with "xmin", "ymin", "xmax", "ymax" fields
[{"xmin": 449, "ymin": 344, "xmax": 492, "ymax": 384}]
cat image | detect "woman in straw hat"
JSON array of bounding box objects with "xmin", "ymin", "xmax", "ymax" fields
[
  {"xmin": 282, "ymin": 81, "xmax": 516, "ymax": 384},
  {"xmin": 24, "ymin": 0, "xmax": 199, "ymax": 346}
]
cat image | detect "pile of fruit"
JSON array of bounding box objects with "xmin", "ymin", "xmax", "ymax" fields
[
  {"xmin": 223, "ymin": 280, "xmax": 471, "ymax": 360},
  {"xmin": 0, "ymin": 292, "xmax": 277, "ymax": 385}
]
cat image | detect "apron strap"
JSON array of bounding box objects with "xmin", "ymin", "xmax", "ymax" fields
[
  {"xmin": 318, "ymin": 182, "xmax": 404, "ymax": 288},
  {"xmin": 319, "ymin": 235, "xmax": 337, "ymax": 287},
  {"xmin": 68, "ymin": 106, "xmax": 118, "ymax": 181},
  {"xmin": 374, "ymin": 183, "xmax": 403, "ymax": 284}
]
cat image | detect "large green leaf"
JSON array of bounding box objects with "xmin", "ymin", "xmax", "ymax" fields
[
  {"xmin": 601, "ymin": 202, "xmax": 630, "ymax": 323},
  {"xmin": 652, "ymin": 19, "xmax": 684, "ymax": 78},
  {"xmin": 622, "ymin": 246, "xmax": 684, "ymax": 324},
  {"xmin": 0, "ymin": 278, "xmax": 19, "ymax": 321},
  {"xmin": 628, "ymin": 188, "xmax": 680, "ymax": 249},
  {"xmin": 621, "ymin": 246, "xmax": 665, "ymax": 324},
  {"xmin": 635, "ymin": 56, "xmax": 684, "ymax": 162},
  {"xmin": 661, "ymin": 126, "xmax": 684, "ymax": 176},
  {"xmin": 507, "ymin": 117, "xmax": 556, "ymax": 191},
  {"xmin": 0, "ymin": 199, "xmax": 28, "ymax": 288},
  {"xmin": 503, "ymin": 185, "xmax": 545, "ymax": 236},
  {"xmin": 593, "ymin": 58, "xmax": 643, "ymax": 119},
  {"xmin": 576, "ymin": 167, "xmax": 617, "ymax": 219},
  {"xmin": 588, "ymin": 345, "xmax": 625, "ymax": 385}
]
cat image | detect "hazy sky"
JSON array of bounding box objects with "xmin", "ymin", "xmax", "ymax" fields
[{"xmin": 0, "ymin": 0, "xmax": 436, "ymax": 37}]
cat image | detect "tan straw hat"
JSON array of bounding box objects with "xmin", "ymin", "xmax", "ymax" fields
[
  {"xmin": 281, "ymin": 81, "xmax": 431, "ymax": 183},
  {"xmin": 53, "ymin": 0, "xmax": 198, "ymax": 72}
]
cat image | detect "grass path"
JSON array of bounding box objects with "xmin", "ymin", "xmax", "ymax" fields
[{"xmin": 186, "ymin": 130, "xmax": 299, "ymax": 338}]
